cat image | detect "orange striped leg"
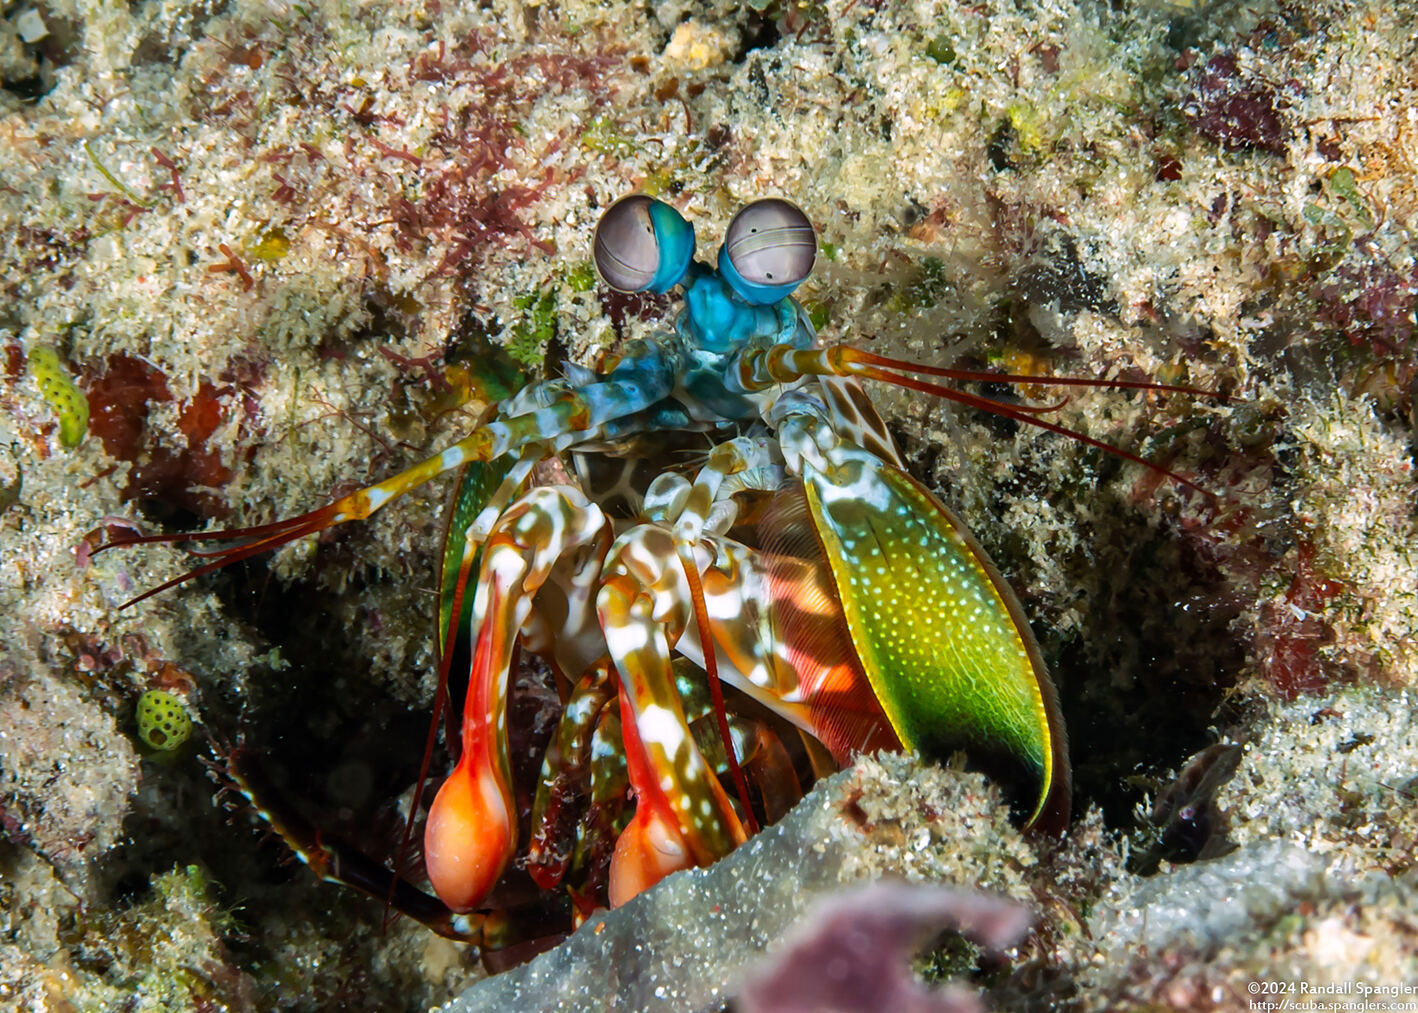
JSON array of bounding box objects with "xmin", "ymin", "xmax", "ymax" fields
[
  {"xmin": 596, "ymin": 540, "xmax": 747, "ymax": 906},
  {"xmin": 423, "ymin": 487, "xmax": 609, "ymax": 913}
]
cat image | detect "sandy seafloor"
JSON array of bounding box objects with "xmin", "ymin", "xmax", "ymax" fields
[{"xmin": 1, "ymin": 0, "xmax": 1416, "ymax": 1009}]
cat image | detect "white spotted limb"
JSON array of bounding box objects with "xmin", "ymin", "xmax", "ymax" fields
[
  {"xmin": 423, "ymin": 486, "xmax": 611, "ymax": 913},
  {"xmin": 596, "ymin": 522, "xmax": 748, "ymax": 907}
]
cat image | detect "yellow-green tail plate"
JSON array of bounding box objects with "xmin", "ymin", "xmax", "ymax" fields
[{"xmin": 802, "ymin": 458, "xmax": 1069, "ymax": 832}]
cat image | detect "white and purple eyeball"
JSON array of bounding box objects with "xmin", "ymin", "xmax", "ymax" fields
[
  {"xmin": 717, "ymin": 198, "xmax": 816, "ymax": 305},
  {"xmin": 592, "ymin": 194, "xmax": 696, "ymax": 294}
]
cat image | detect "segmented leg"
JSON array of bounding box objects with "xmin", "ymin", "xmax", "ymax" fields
[
  {"xmin": 99, "ymin": 344, "xmax": 681, "ymax": 607},
  {"xmin": 595, "ymin": 525, "xmax": 749, "ymax": 906},
  {"xmin": 564, "ymin": 703, "xmax": 630, "ymax": 918},
  {"xmin": 526, "ymin": 659, "xmax": 616, "ymax": 891},
  {"xmin": 645, "ymin": 436, "xmax": 780, "ymax": 830},
  {"xmin": 735, "ymin": 721, "xmax": 803, "ymax": 824},
  {"xmin": 212, "ymin": 745, "xmax": 486, "ymax": 943},
  {"xmin": 423, "ymin": 486, "xmax": 610, "ymax": 913}
]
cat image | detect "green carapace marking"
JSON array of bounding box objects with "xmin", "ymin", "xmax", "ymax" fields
[{"xmin": 803, "ymin": 458, "xmax": 1060, "ymax": 826}]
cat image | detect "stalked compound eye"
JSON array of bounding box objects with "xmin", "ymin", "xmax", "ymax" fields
[
  {"xmin": 593, "ymin": 194, "xmax": 696, "ymax": 294},
  {"xmin": 718, "ymin": 198, "xmax": 816, "ymax": 305}
]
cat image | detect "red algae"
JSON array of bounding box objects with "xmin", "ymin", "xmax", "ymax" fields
[
  {"xmin": 3, "ymin": 343, "xmax": 23, "ymax": 381},
  {"xmin": 1182, "ymin": 53, "xmax": 1290, "ymax": 155},
  {"xmin": 83, "ymin": 355, "xmax": 242, "ymax": 519},
  {"xmin": 85, "ymin": 354, "xmax": 168, "ymax": 462},
  {"xmin": 1314, "ymin": 259, "xmax": 1418, "ymax": 357},
  {"xmin": 1255, "ymin": 542, "xmax": 1348, "ymax": 699}
]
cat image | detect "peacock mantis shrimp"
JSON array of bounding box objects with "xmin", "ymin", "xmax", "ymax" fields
[{"xmin": 101, "ymin": 193, "xmax": 1222, "ymax": 949}]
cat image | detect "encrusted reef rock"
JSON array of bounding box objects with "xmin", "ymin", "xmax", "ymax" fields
[
  {"xmin": 2, "ymin": 0, "xmax": 1416, "ymax": 1008},
  {"xmin": 444, "ymin": 757, "xmax": 1036, "ymax": 1012},
  {"xmin": 447, "ymin": 696, "xmax": 1418, "ymax": 1010}
]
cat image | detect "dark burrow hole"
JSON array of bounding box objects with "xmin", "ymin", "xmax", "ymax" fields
[
  {"xmin": 98, "ymin": 545, "xmax": 458, "ymax": 1007},
  {"xmin": 204, "ymin": 554, "xmax": 436, "ymax": 859},
  {"xmin": 109, "ymin": 868, "xmax": 154, "ymax": 909},
  {"xmin": 135, "ymin": 498, "xmax": 202, "ymax": 534},
  {"xmin": 734, "ymin": 12, "xmax": 782, "ymax": 62},
  {"xmin": 1044, "ymin": 495, "xmax": 1248, "ymax": 831}
]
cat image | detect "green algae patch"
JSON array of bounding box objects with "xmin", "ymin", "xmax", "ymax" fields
[
  {"xmin": 508, "ymin": 290, "xmax": 559, "ymax": 366},
  {"xmin": 1004, "ymin": 100, "xmax": 1047, "ymax": 155},
  {"xmin": 581, "ymin": 116, "xmax": 636, "ymax": 156},
  {"xmin": 565, "ymin": 261, "xmax": 597, "ymax": 293},
  {"xmin": 249, "ymin": 227, "xmax": 292, "ymax": 262},
  {"xmin": 28, "ymin": 346, "xmax": 89, "ymax": 448},
  {"xmin": 136, "ymin": 690, "xmax": 193, "ymax": 752}
]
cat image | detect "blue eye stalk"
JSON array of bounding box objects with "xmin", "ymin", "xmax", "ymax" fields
[
  {"xmin": 592, "ymin": 195, "xmax": 817, "ymax": 305},
  {"xmin": 593, "ymin": 194, "xmax": 818, "ymax": 355},
  {"xmin": 593, "ymin": 194, "xmax": 697, "ymax": 294},
  {"xmin": 717, "ymin": 198, "xmax": 817, "ymax": 305}
]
